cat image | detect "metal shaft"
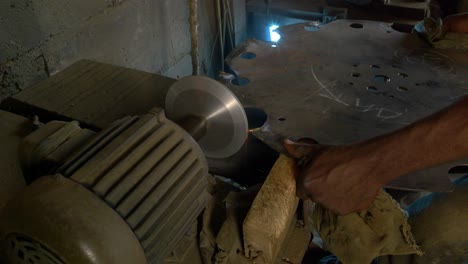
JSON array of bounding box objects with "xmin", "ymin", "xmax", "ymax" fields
[{"xmin": 177, "ymin": 115, "xmax": 207, "ymax": 141}]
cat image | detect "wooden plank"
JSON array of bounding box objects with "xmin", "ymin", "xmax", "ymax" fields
[
  {"xmin": 20, "ymin": 60, "xmax": 97, "ymax": 102},
  {"xmin": 1, "ymin": 60, "xmax": 176, "ymax": 130},
  {"xmin": 27, "ymin": 63, "xmax": 107, "ymax": 117}
]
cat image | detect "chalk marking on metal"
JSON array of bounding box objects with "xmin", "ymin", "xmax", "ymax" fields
[
  {"xmin": 311, "ymin": 66, "xmax": 349, "ymax": 106},
  {"xmin": 377, "ymin": 108, "xmax": 403, "ymax": 119}
]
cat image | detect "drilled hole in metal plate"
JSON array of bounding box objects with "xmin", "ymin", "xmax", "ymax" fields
[
  {"xmin": 397, "ymin": 86, "xmax": 408, "ymax": 91},
  {"xmin": 278, "ymin": 117, "xmax": 286, "ymax": 121},
  {"xmin": 244, "ymin": 107, "xmax": 267, "ymax": 129},
  {"xmin": 231, "ymin": 77, "xmax": 250, "ymax": 86},
  {"xmin": 374, "ymin": 75, "xmax": 390, "ymax": 82},
  {"xmin": 370, "ymin": 64, "xmax": 380, "ymax": 69},
  {"xmin": 350, "ymin": 23, "xmax": 363, "ymax": 29},
  {"xmin": 448, "ymin": 165, "xmax": 468, "ymax": 174},
  {"xmin": 351, "ymin": 72, "xmax": 360, "ymax": 77},
  {"xmin": 398, "ymin": 72, "xmax": 409, "ymax": 78},
  {"xmin": 391, "ymin": 23, "xmax": 413, "ymax": 33},
  {"xmin": 367, "ymin": 86, "xmax": 378, "ymax": 92},
  {"xmin": 240, "ymin": 52, "xmax": 256, "ymax": 59}
]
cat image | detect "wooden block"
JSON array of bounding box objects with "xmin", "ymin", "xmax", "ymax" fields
[{"xmin": 243, "ymin": 155, "xmax": 299, "ymax": 263}]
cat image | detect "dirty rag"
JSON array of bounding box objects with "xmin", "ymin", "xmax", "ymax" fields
[{"xmin": 312, "ymin": 190, "xmax": 422, "ymax": 264}]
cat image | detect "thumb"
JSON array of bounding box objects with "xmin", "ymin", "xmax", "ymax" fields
[{"xmin": 283, "ymin": 139, "xmax": 322, "ymax": 159}]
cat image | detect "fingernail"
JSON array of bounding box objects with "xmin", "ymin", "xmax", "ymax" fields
[{"xmin": 284, "ymin": 139, "xmax": 313, "ymax": 146}]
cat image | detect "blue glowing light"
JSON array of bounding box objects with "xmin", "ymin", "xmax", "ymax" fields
[{"xmin": 269, "ymin": 25, "xmax": 281, "ymax": 42}]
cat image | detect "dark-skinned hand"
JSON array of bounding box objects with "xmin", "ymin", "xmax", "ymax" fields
[{"xmin": 284, "ymin": 139, "xmax": 382, "ymax": 215}]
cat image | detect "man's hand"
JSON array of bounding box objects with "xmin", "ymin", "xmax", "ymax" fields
[
  {"xmin": 283, "ymin": 96, "xmax": 468, "ymax": 215},
  {"xmin": 443, "ymin": 13, "xmax": 468, "ymax": 33},
  {"xmin": 284, "ymin": 140, "xmax": 382, "ymax": 215}
]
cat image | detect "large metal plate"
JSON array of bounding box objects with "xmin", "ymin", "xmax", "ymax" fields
[{"xmin": 226, "ymin": 20, "xmax": 468, "ymax": 191}]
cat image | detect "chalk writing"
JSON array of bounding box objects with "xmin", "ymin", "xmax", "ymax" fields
[
  {"xmin": 355, "ymin": 98, "xmax": 403, "ymax": 120},
  {"xmin": 396, "ymin": 48, "xmax": 456, "ymax": 75},
  {"xmin": 310, "ymin": 66, "xmax": 403, "ymax": 120},
  {"xmin": 377, "ymin": 108, "xmax": 403, "ymax": 119},
  {"xmin": 311, "ymin": 66, "xmax": 349, "ymax": 106}
]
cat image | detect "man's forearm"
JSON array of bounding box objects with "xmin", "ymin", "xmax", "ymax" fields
[{"xmin": 355, "ymin": 97, "xmax": 468, "ymax": 184}]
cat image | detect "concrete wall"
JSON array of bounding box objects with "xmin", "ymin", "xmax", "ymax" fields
[
  {"xmin": 231, "ymin": 0, "xmax": 247, "ymax": 47},
  {"xmin": 0, "ymin": 0, "xmax": 218, "ymax": 101}
]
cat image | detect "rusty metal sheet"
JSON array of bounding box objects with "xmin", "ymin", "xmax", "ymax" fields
[{"xmin": 226, "ymin": 20, "xmax": 468, "ymax": 191}]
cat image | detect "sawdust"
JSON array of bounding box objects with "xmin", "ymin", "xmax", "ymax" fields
[{"xmin": 312, "ymin": 190, "xmax": 422, "ymax": 264}]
